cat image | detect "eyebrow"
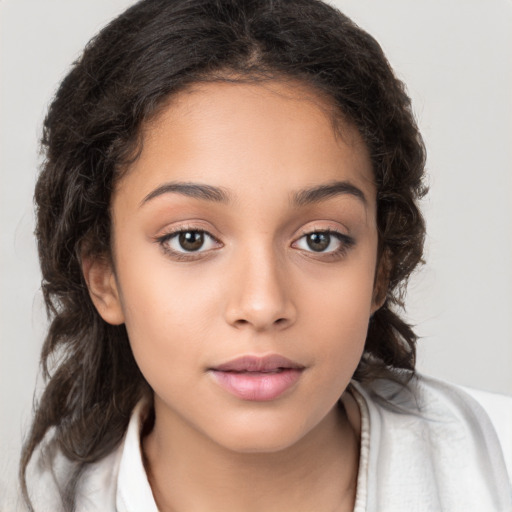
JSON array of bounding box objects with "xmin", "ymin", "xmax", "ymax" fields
[
  {"xmin": 292, "ymin": 181, "xmax": 367, "ymax": 207},
  {"xmin": 140, "ymin": 179, "xmax": 367, "ymax": 208},
  {"xmin": 140, "ymin": 182, "xmax": 230, "ymax": 206}
]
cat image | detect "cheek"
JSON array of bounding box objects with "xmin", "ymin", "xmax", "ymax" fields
[
  {"xmin": 303, "ymin": 250, "xmax": 377, "ymax": 324},
  {"xmin": 116, "ymin": 266, "xmax": 252, "ymax": 395},
  {"xmin": 300, "ymin": 258, "xmax": 376, "ymax": 366},
  {"xmin": 311, "ymin": 293, "xmax": 369, "ymax": 368},
  {"xmin": 113, "ymin": 254, "xmax": 220, "ymax": 384}
]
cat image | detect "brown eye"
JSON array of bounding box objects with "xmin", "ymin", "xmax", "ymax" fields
[
  {"xmin": 159, "ymin": 229, "xmax": 220, "ymax": 256},
  {"xmin": 178, "ymin": 231, "xmax": 205, "ymax": 251},
  {"xmin": 306, "ymin": 232, "xmax": 331, "ymax": 252},
  {"xmin": 292, "ymin": 230, "xmax": 355, "ymax": 257}
]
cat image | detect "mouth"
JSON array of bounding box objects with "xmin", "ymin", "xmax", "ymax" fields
[
  {"xmin": 208, "ymin": 354, "xmax": 305, "ymax": 401},
  {"xmin": 210, "ymin": 354, "xmax": 304, "ymax": 372}
]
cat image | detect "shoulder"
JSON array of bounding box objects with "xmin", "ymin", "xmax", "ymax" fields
[
  {"xmin": 352, "ymin": 373, "xmax": 512, "ymax": 511},
  {"xmin": 21, "ymin": 436, "xmax": 122, "ymax": 512},
  {"xmin": 359, "ymin": 372, "xmax": 511, "ymax": 438},
  {"xmin": 22, "ymin": 399, "xmax": 152, "ymax": 512},
  {"xmin": 458, "ymin": 383, "xmax": 512, "ymax": 478}
]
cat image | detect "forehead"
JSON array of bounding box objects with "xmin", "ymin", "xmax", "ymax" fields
[{"xmin": 115, "ymin": 80, "xmax": 375, "ymax": 208}]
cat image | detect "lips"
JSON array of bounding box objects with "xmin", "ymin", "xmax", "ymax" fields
[
  {"xmin": 209, "ymin": 355, "xmax": 305, "ymax": 401},
  {"xmin": 212, "ymin": 354, "xmax": 304, "ymax": 373}
]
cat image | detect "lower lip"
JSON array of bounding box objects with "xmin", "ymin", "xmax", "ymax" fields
[{"xmin": 210, "ymin": 369, "xmax": 303, "ymax": 401}]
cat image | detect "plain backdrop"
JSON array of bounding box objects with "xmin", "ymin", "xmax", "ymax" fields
[{"xmin": 1, "ymin": 0, "xmax": 511, "ymax": 488}]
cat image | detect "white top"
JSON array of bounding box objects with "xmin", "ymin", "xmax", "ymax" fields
[{"xmin": 11, "ymin": 374, "xmax": 512, "ymax": 511}]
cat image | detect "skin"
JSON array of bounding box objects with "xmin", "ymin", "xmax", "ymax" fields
[{"xmin": 84, "ymin": 80, "xmax": 384, "ymax": 512}]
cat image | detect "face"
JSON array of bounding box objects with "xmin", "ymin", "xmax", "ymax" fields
[{"xmin": 89, "ymin": 80, "xmax": 382, "ymax": 453}]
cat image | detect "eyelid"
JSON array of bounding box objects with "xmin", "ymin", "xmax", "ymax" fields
[
  {"xmin": 291, "ymin": 227, "xmax": 355, "ymax": 257},
  {"xmin": 293, "ymin": 229, "xmax": 351, "ymax": 247},
  {"xmin": 155, "ymin": 224, "xmax": 223, "ymax": 259}
]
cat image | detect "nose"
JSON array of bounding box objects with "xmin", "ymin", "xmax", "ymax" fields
[{"xmin": 224, "ymin": 245, "xmax": 297, "ymax": 332}]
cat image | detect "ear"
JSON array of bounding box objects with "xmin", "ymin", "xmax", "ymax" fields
[
  {"xmin": 82, "ymin": 254, "xmax": 125, "ymax": 325},
  {"xmin": 371, "ymin": 249, "xmax": 390, "ymax": 314}
]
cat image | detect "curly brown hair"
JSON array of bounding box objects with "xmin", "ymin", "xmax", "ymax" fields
[{"xmin": 21, "ymin": 0, "xmax": 426, "ymax": 508}]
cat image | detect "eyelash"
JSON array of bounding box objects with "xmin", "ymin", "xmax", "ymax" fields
[
  {"xmin": 292, "ymin": 229, "xmax": 355, "ymax": 260},
  {"xmin": 156, "ymin": 226, "xmax": 222, "ymax": 261},
  {"xmin": 155, "ymin": 227, "xmax": 355, "ymax": 261}
]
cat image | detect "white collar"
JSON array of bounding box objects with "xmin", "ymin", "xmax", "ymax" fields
[
  {"xmin": 113, "ymin": 388, "xmax": 371, "ymax": 512},
  {"xmin": 116, "ymin": 400, "xmax": 159, "ymax": 512},
  {"xmin": 110, "ymin": 376, "xmax": 512, "ymax": 512}
]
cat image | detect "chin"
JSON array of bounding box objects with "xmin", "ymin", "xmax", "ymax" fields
[{"xmin": 207, "ymin": 414, "xmax": 315, "ymax": 455}]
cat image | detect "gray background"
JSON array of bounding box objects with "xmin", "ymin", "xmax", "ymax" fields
[{"xmin": 1, "ymin": 0, "xmax": 511, "ymax": 488}]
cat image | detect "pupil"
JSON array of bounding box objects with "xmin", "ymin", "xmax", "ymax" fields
[
  {"xmin": 179, "ymin": 231, "xmax": 204, "ymax": 251},
  {"xmin": 307, "ymin": 232, "xmax": 330, "ymax": 252}
]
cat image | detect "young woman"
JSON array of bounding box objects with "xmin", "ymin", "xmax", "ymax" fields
[{"xmin": 14, "ymin": 0, "xmax": 511, "ymax": 511}]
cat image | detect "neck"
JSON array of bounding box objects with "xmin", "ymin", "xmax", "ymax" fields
[{"xmin": 142, "ymin": 395, "xmax": 360, "ymax": 512}]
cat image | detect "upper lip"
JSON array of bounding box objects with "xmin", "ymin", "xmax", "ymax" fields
[{"xmin": 210, "ymin": 354, "xmax": 305, "ymax": 372}]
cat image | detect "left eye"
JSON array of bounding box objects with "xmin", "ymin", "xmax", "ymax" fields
[
  {"xmin": 161, "ymin": 230, "xmax": 219, "ymax": 253},
  {"xmin": 293, "ymin": 231, "xmax": 347, "ymax": 253}
]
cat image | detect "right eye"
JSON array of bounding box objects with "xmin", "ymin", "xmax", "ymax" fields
[{"xmin": 158, "ymin": 229, "xmax": 221, "ymax": 255}]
